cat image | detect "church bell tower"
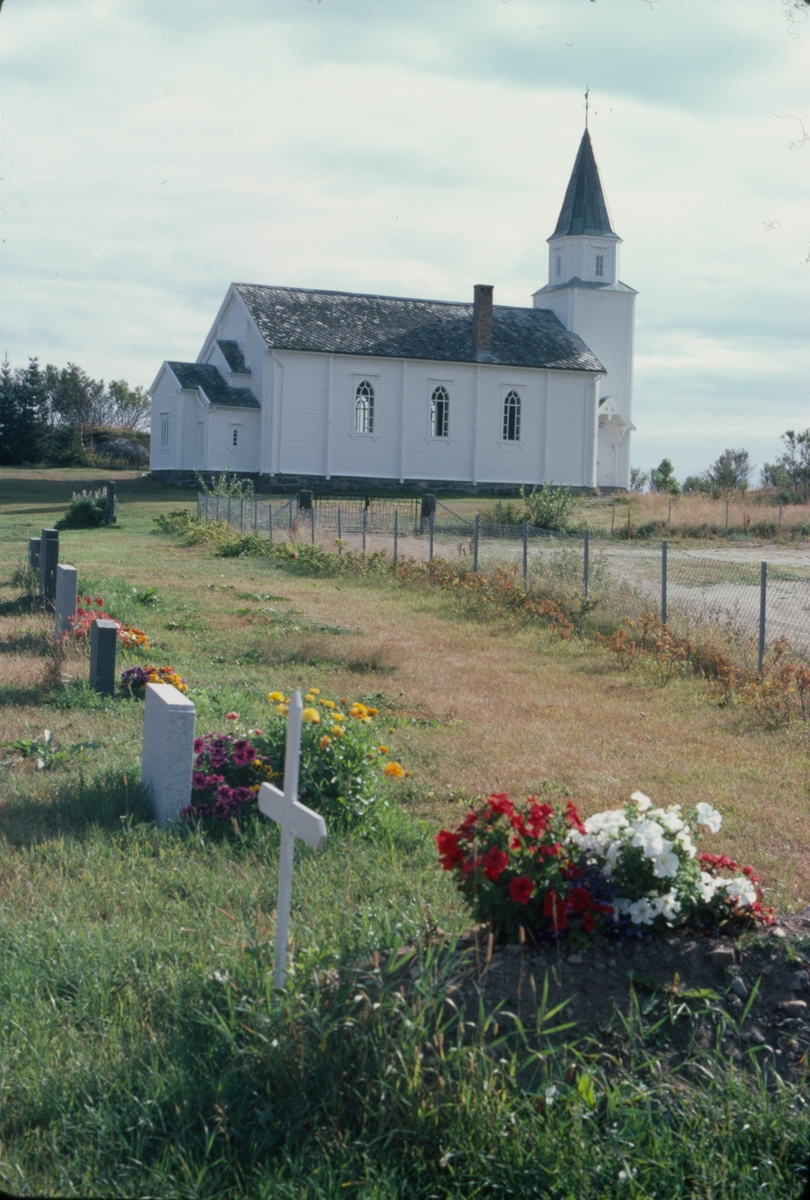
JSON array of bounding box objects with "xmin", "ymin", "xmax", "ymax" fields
[{"xmin": 532, "ymin": 120, "xmax": 637, "ymax": 489}]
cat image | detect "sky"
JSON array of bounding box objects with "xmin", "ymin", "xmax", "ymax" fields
[{"xmin": 0, "ymin": 0, "xmax": 808, "ymax": 481}]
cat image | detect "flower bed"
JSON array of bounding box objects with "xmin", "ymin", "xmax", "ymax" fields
[
  {"xmin": 64, "ymin": 595, "xmax": 149, "ymax": 650},
  {"xmin": 181, "ymin": 688, "xmax": 407, "ymax": 826},
  {"xmin": 120, "ymin": 665, "xmax": 188, "ymax": 697},
  {"xmin": 437, "ymin": 791, "xmax": 773, "ymax": 944}
]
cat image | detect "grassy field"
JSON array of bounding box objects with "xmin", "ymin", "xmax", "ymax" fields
[{"xmin": 1, "ymin": 467, "xmax": 809, "ymax": 1197}]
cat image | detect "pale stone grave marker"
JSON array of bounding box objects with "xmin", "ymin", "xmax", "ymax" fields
[
  {"xmin": 54, "ymin": 564, "xmax": 78, "ymax": 637},
  {"xmin": 258, "ymin": 691, "xmax": 327, "ymax": 988},
  {"xmin": 89, "ymin": 618, "xmax": 118, "ymax": 696},
  {"xmin": 141, "ymin": 682, "xmax": 195, "ymax": 826}
]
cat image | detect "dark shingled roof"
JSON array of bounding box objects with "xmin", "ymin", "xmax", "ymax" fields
[
  {"xmin": 167, "ymin": 362, "xmax": 260, "ymax": 408},
  {"xmin": 232, "ymin": 284, "xmax": 604, "ymax": 373},
  {"xmin": 551, "ymin": 130, "xmax": 619, "ymax": 241},
  {"xmin": 216, "ymin": 339, "xmax": 251, "ymax": 374}
]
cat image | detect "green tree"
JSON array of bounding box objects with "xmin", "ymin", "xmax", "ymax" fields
[
  {"xmin": 629, "ymin": 466, "xmax": 647, "ymax": 492},
  {"xmin": 44, "ymin": 362, "xmax": 106, "ymax": 429},
  {"xmin": 706, "ymin": 448, "xmax": 753, "ymax": 497},
  {"xmin": 649, "ymin": 459, "xmax": 680, "ymax": 495},
  {"xmin": 0, "ymin": 356, "xmax": 50, "ymax": 465},
  {"xmin": 762, "ymin": 429, "xmax": 810, "ymax": 502},
  {"xmin": 107, "ymin": 379, "xmax": 150, "ymax": 430}
]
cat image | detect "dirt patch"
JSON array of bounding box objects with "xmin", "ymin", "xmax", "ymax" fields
[{"xmin": 431, "ymin": 909, "xmax": 810, "ymax": 1081}]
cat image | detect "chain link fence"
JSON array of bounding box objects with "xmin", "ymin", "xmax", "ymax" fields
[{"xmin": 196, "ymin": 493, "xmax": 810, "ymax": 667}]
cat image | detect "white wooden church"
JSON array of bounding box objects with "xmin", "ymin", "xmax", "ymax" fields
[{"xmin": 149, "ymin": 127, "xmax": 636, "ymax": 490}]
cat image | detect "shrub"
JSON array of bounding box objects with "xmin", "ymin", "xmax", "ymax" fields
[
  {"xmin": 520, "ymin": 481, "xmax": 580, "ymax": 531},
  {"xmin": 56, "ymin": 492, "xmax": 107, "ymax": 529}
]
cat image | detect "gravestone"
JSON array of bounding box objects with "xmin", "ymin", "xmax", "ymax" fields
[
  {"xmin": 258, "ymin": 691, "xmax": 327, "ymax": 988},
  {"xmin": 89, "ymin": 618, "xmax": 118, "ymax": 696},
  {"xmin": 141, "ymin": 682, "xmax": 196, "ymax": 826},
  {"xmin": 106, "ymin": 481, "xmax": 117, "ymax": 525},
  {"xmin": 54, "ymin": 564, "xmax": 78, "ymax": 636},
  {"xmin": 39, "ymin": 528, "xmax": 59, "ymax": 608},
  {"xmin": 28, "ymin": 537, "xmax": 41, "ymax": 570}
]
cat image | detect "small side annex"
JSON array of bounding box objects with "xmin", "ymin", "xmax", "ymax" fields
[{"xmin": 149, "ymin": 283, "xmax": 608, "ymax": 490}]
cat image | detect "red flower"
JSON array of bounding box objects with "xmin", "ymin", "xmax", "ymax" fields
[
  {"xmin": 565, "ymin": 800, "xmax": 587, "ymax": 836},
  {"xmin": 481, "ymin": 846, "xmax": 508, "ymax": 882},
  {"xmin": 435, "ymin": 830, "xmax": 464, "ymax": 871},
  {"xmin": 95, "ymin": 596, "xmax": 104, "ymax": 606},
  {"xmin": 84, "ymin": 595, "xmax": 92, "ymax": 604},
  {"xmin": 537, "ymin": 841, "xmax": 562, "ymax": 858},
  {"xmin": 458, "ymin": 811, "xmax": 479, "ymax": 836},
  {"xmin": 487, "ymin": 793, "xmax": 515, "ymax": 820},
  {"xmin": 563, "ymin": 864, "xmax": 581, "ymax": 882},
  {"xmin": 525, "ymin": 801, "xmax": 554, "ymax": 838},
  {"xmin": 582, "ymin": 911, "xmax": 596, "ymax": 934},
  {"xmin": 225, "ymin": 712, "xmax": 239, "ymax": 721},
  {"xmin": 509, "ymin": 875, "xmax": 535, "ymax": 905},
  {"xmin": 543, "ymin": 889, "xmax": 567, "ymax": 932},
  {"xmin": 509, "ymin": 812, "xmax": 528, "ymax": 837},
  {"xmin": 568, "ymin": 886, "xmax": 593, "ymax": 915}
]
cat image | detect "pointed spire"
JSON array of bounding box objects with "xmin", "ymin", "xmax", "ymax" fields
[{"xmin": 551, "ymin": 128, "xmax": 618, "ymax": 240}]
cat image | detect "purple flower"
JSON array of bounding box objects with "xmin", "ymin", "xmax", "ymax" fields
[
  {"xmin": 231, "ymin": 739, "xmax": 255, "ymax": 767},
  {"xmin": 193, "ymin": 737, "xmax": 206, "ymax": 754}
]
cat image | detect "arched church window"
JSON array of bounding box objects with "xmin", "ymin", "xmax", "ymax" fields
[
  {"xmin": 595, "ymin": 254, "xmax": 604, "ymax": 278},
  {"xmin": 430, "ymin": 385, "xmax": 449, "ymax": 438},
  {"xmin": 502, "ymin": 390, "xmax": 521, "ymax": 442},
  {"xmin": 355, "ymin": 381, "xmax": 374, "ymax": 434}
]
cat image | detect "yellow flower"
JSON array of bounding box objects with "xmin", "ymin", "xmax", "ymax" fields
[
  {"xmin": 302, "ymin": 707, "xmax": 321, "ymax": 724},
  {"xmin": 384, "ymin": 761, "xmax": 406, "ymax": 779},
  {"xmin": 366, "ymin": 707, "xmax": 379, "ymax": 717},
  {"xmin": 322, "ymin": 699, "xmax": 335, "ymax": 709},
  {"xmin": 276, "ymin": 704, "xmax": 289, "ymax": 716},
  {"xmin": 362, "ymin": 716, "xmax": 372, "ymax": 724},
  {"xmin": 331, "ymin": 726, "xmax": 345, "ymax": 738},
  {"xmin": 252, "ymin": 760, "xmax": 263, "ymax": 770},
  {"xmin": 378, "ymin": 745, "xmax": 388, "ymax": 754},
  {"xmin": 349, "ymin": 703, "xmax": 367, "ymax": 718},
  {"xmin": 304, "ymin": 694, "xmax": 315, "ymax": 704},
  {"xmin": 267, "ymin": 690, "xmax": 285, "ymax": 702},
  {"xmin": 319, "ymin": 734, "xmax": 331, "ymax": 750},
  {"xmin": 332, "ymin": 712, "xmax": 345, "ymax": 722},
  {"xmin": 249, "ymin": 784, "xmax": 260, "ymax": 793},
  {"xmin": 309, "ymin": 687, "xmax": 320, "ymax": 695}
]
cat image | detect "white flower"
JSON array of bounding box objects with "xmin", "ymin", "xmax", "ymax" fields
[
  {"xmin": 695, "ymin": 802, "xmax": 722, "ymax": 834},
  {"xmin": 604, "ymin": 840, "xmax": 622, "ymax": 876},
  {"xmin": 659, "ymin": 888, "xmax": 681, "ymax": 921},
  {"xmin": 696, "ymin": 871, "xmax": 718, "ymax": 902},
  {"xmin": 675, "ymin": 829, "xmax": 696, "ymax": 857},
  {"xmin": 631, "ymin": 791, "xmax": 652, "ymax": 812},
  {"xmin": 618, "ymin": 1168, "xmax": 637, "ymax": 1184},
  {"xmin": 722, "ymin": 877, "xmax": 757, "ymax": 907},
  {"xmin": 628, "ymin": 897, "xmax": 657, "ymax": 925},
  {"xmin": 659, "ymin": 811, "xmax": 685, "ymax": 834},
  {"xmin": 651, "ymin": 848, "xmax": 681, "ymax": 879},
  {"xmin": 631, "ymin": 819, "xmax": 666, "ymax": 857}
]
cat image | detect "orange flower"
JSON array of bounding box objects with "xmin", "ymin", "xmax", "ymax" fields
[
  {"xmin": 319, "ymin": 735, "xmax": 331, "ymax": 750},
  {"xmin": 383, "ymin": 761, "xmax": 406, "ymax": 779}
]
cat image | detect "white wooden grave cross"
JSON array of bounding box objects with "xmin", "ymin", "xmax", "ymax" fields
[{"xmin": 258, "ymin": 690, "xmax": 327, "ymax": 988}]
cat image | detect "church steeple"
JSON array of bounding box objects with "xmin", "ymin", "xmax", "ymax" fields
[{"xmin": 551, "ymin": 128, "xmax": 618, "ymax": 241}]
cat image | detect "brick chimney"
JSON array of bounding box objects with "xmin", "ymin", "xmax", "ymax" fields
[{"xmin": 472, "ymin": 284, "xmax": 494, "ymax": 359}]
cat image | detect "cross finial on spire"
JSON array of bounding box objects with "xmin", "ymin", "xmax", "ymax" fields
[{"xmin": 585, "ymin": 86, "xmax": 590, "ymax": 129}]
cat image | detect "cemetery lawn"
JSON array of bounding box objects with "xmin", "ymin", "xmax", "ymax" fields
[{"xmin": 0, "ymin": 468, "xmax": 809, "ymax": 1198}]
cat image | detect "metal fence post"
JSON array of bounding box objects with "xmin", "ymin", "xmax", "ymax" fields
[
  {"xmin": 289, "ymin": 502, "xmax": 293, "ymax": 538},
  {"xmin": 254, "ymin": 497, "xmax": 258, "ymax": 531},
  {"xmin": 310, "ymin": 506, "xmax": 315, "ymax": 545},
  {"xmin": 393, "ymin": 510, "xmax": 398, "ymax": 566},
  {"xmin": 473, "ymin": 513, "xmax": 480, "ymax": 572},
  {"xmin": 337, "ymin": 506, "xmax": 342, "ymax": 551},
  {"xmin": 240, "ymin": 498, "xmax": 244, "ymax": 532},
  {"xmin": 215, "ymin": 496, "xmax": 221, "ymax": 522},
  {"xmin": 197, "ymin": 492, "xmax": 202, "ymax": 520},
  {"xmin": 429, "ymin": 512, "xmax": 434, "ymax": 562},
  {"xmin": 758, "ymin": 561, "xmax": 767, "ymax": 673},
  {"xmin": 362, "ymin": 506, "xmax": 367, "ymax": 553},
  {"xmin": 227, "ymin": 497, "xmax": 232, "ymax": 527},
  {"xmin": 611, "ymin": 499, "xmax": 616, "ymax": 535},
  {"xmin": 583, "ymin": 529, "xmax": 589, "ymax": 600},
  {"xmin": 661, "ymin": 540, "xmax": 668, "ymax": 625},
  {"xmin": 268, "ymin": 504, "xmax": 273, "ymax": 541},
  {"xmin": 779, "ymin": 499, "xmax": 783, "ymax": 529},
  {"xmin": 522, "ymin": 517, "xmax": 528, "ymax": 586}
]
